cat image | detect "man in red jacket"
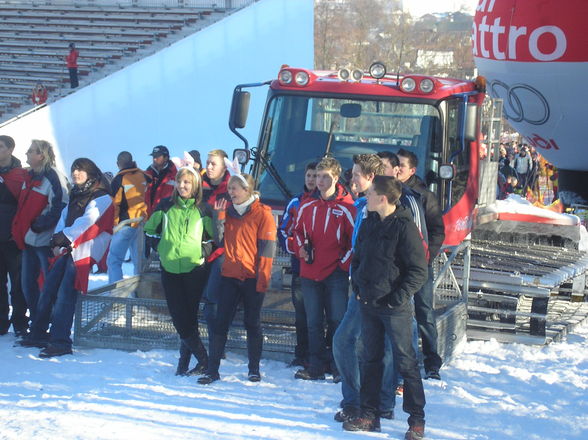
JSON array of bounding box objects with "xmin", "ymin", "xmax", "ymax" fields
[
  {"xmin": 0, "ymin": 135, "xmax": 29, "ymax": 336},
  {"xmin": 292, "ymin": 157, "xmax": 355, "ymax": 380},
  {"xmin": 144, "ymin": 145, "xmax": 177, "ymax": 218},
  {"xmin": 65, "ymin": 43, "xmax": 79, "ymax": 89}
]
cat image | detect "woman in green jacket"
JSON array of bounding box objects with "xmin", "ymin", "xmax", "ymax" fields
[{"xmin": 144, "ymin": 166, "xmax": 213, "ymax": 376}]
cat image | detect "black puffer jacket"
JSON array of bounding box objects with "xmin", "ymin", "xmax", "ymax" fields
[
  {"xmin": 404, "ymin": 174, "xmax": 445, "ymax": 259},
  {"xmin": 351, "ymin": 205, "xmax": 428, "ymax": 309}
]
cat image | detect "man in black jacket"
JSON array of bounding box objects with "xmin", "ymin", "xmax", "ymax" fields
[
  {"xmin": 343, "ymin": 175, "xmax": 427, "ymax": 440},
  {"xmin": 397, "ymin": 148, "xmax": 444, "ymax": 380}
]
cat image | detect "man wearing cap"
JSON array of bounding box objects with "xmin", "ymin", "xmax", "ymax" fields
[
  {"xmin": 145, "ymin": 145, "xmax": 177, "ymax": 217},
  {"xmin": 107, "ymin": 151, "xmax": 149, "ymax": 283}
]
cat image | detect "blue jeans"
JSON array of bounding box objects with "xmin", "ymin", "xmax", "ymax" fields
[
  {"xmin": 207, "ymin": 277, "xmax": 265, "ymax": 376},
  {"xmin": 333, "ymin": 294, "xmax": 396, "ymax": 411},
  {"xmin": 301, "ymin": 268, "xmax": 349, "ymax": 375},
  {"xmin": 30, "ymin": 254, "xmax": 78, "ymax": 349},
  {"xmin": 21, "ymin": 245, "xmax": 52, "ymax": 325},
  {"xmin": 291, "ymin": 273, "xmax": 308, "ymax": 360},
  {"xmin": 107, "ymin": 225, "xmax": 140, "ymax": 284},
  {"xmin": 360, "ymin": 301, "xmax": 426, "ymax": 427},
  {"xmin": 202, "ymin": 254, "xmax": 224, "ymax": 343},
  {"xmin": 414, "ymin": 265, "xmax": 442, "ymax": 372}
]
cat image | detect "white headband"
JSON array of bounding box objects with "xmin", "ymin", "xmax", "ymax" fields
[{"xmin": 224, "ymin": 157, "xmax": 249, "ymax": 188}]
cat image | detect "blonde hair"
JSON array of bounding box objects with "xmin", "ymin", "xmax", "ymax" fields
[
  {"xmin": 30, "ymin": 139, "xmax": 56, "ymax": 170},
  {"xmin": 228, "ymin": 173, "xmax": 259, "ymax": 198},
  {"xmin": 208, "ymin": 149, "xmax": 228, "ymax": 160},
  {"xmin": 316, "ymin": 156, "xmax": 342, "ymax": 178},
  {"xmin": 173, "ymin": 167, "xmax": 203, "ymax": 204}
]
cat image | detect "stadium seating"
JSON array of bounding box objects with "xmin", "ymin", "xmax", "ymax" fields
[{"xmin": 0, "ymin": 3, "xmax": 227, "ymax": 120}]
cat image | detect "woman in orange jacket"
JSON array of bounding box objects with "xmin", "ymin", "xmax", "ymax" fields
[{"xmin": 198, "ymin": 173, "xmax": 276, "ymax": 384}]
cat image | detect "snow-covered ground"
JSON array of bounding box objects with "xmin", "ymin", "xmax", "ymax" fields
[{"xmin": 1, "ymin": 315, "xmax": 587, "ymax": 439}]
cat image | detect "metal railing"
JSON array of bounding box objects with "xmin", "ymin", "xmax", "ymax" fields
[{"xmin": 0, "ymin": 0, "xmax": 256, "ymax": 8}]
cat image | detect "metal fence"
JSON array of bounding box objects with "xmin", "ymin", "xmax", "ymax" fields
[{"xmin": 0, "ymin": 0, "xmax": 256, "ymax": 9}]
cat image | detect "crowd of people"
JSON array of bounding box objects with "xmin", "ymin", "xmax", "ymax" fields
[
  {"xmin": 0, "ymin": 137, "xmax": 443, "ymax": 440},
  {"xmin": 496, "ymin": 142, "xmax": 558, "ymax": 202}
]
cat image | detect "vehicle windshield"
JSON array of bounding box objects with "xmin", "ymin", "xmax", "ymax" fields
[{"xmin": 255, "ymin": 94, "xmax": 442, "ymax": 205}]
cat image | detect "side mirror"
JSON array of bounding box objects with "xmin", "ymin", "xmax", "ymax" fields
[
  {"xmin": 229, "ymin": 90, "xmax": 251, "ymax": 130},
  {"xmin": 464, "ymin": 103, "xmax": 478, "ymax": 142},
  {"xmin": 439, "ymin": 164, "xmax": 455, "ymax": 180},
  {"xmin": 233, "ymin": 148, "xmax": 250, "ymax": 165}
]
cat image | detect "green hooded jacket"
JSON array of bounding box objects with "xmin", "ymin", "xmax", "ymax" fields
[{"xmin": 144, "ymin": 197, "xmax": 213, "ymax": 274}]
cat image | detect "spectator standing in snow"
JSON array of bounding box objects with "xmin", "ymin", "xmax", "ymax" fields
[
  {"xmin": 145, "ymin": 145, "xmax": 177, "ymax": 218},
  {"xmin": 291, "ymin": 157, "xmax": 355, "ymax": 381},
  {"xmin": 200, "ymin": 149, "xmax": 232, "ymax": 349},
  {"xmin": 198, "ymin": 172, "xmax": 276, "ymax": 384},
  {"xmin": 277, "ymin": 161, "xmax": 318, "ymax": 368},
  {"xmin": 396, "ymin": 149, "xmax": 444, "ymax": 381},
  {"xmin": 12, "ymin": 140, "xmax": 68, "ymax": 340},
  {"xmin": 106, "ymin": 151, "xmax": 149, "ymax": 284},
  {"xmin": 23, "ymin": 158, "xmax": 113, "ymax": 358},
  {"xmin": 343, "ymin": 175, "xmax": 427, "ymax": 439},
  {"xmin": 144, "ymin": 165, "xmax": 212, "ymax": 376},
  {"xmin": 0, "ymin": 135, "xmax": 29, "ymax": 337}
]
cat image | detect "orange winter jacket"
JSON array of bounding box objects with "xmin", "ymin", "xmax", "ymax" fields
[
  {"xmin": 111, "ymin": 166, "xmax": 148, "ymax": 227},
  {"xmin": 217, "ymin": 198, "xmax": 277, "ymax": 293}
]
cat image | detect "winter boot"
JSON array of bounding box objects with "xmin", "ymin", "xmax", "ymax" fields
[
  {"xmin": 181, "ymin": 334, "xmax": 209, "ymax": 374},
  {"xmin": 175, "ymin": 342, "xmax": 191, "ymax": 376},
  {"xmin": 342, "ymin": 411, "xmax": 381, "ymax": 432},
  {"xmin": 405, "ymin": 425, "xmax": 425, "ymax": 440},
  {"xmin": 334, "ymin": 406, "xmax": 360, "ymax": 423}
]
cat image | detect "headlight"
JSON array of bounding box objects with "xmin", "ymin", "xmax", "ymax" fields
[
  {"xmin": 295, "ymin": 71, "xmax": 309, "ymax": 86},
  {"xmin": 369, "ymin": 62, "xmax": 386, "ymax": 79},
  {"xmin": 338, "ymin": 68, "xmax": 350, "ymax": 81},
  {"xmin": 419, "ymin": 78, "xmax": 435, "ymax": 93},
  {"xmin": 400, "ymin": 77, "xmax": 416, "ymax": 92},
  {"xmin": 351, "ymin": 69, "xmax": 364, "ymax": 82},
  {"xmin": 278, "ymin": 70, "xmax": 293, "ymax": 85}
]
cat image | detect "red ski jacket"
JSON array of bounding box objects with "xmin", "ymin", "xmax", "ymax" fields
[{"xmin": 292, "ymin": 184, "xmax": 356, "ymax": 281}]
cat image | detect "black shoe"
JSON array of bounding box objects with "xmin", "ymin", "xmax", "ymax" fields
[
  {"xmin": 186, "ymin": 363, "xmax": 207, "ymax": 376},
  {"xmin": 15, "ymin": 337, "xmax": 48, "ymax": 349},
  {"xmin": 39, "ymin": 345, "xmax": 73, "ymax": 358},
  {"xmin": 342, "ymin": 413, "xmax": 381, "ymax": 432},
  {"xmin": 175, "ymin": 343, "xmax": 191, "ymax": 376},
  {"xmin": 248, "ymin": 372, "xmax": 261, "ymax": 382},
  {"xmin": 405, "ymin": 425, "xmax": 425, "ymax": 440},
  {"xmin": 14, "ymin": 327, "xmax": 29, "ymax": 338},
  {"xmin": 378, "ymin": 409, "xmax": 394, "ymax": 420},
  {"xmin": 294, "ymin": 368, "xmax": 325, "ymax": 381},
  {"xmin": 334, "ymin": 406, "xmax": 359, "ymax": 423},
  {"xmin": 425, "ymin": 369, "xmax": 441, "ymax": 380},
  {"xmin": 181, "ymin": 334, "xmax": 209, "ymax": 370},
  {"xmin": 197, "ymin": 374, "xmax": 220, "ymax": 385}
]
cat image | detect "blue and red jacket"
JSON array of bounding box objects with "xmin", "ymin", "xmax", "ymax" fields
[
  {"xmin": 12, "ymin": 166, "xmax": 68, "ymax": 249},
  {"xmin": 292, "ymin": 184, "xmax": 356, "ymax": 281},
  {"xmin": 277, "ymin": 187, "xmax": 313, "ymax": 275}
]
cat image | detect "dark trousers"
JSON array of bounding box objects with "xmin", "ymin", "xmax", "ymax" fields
[
  {"xmin": 0, "ymin": 240, "xmax": 27, "ymax": 333},
  {"xmin": 301, "ymin": 268, "xmax": 349, "ymax": 374},
  {"xmin": 31, "ymin": 254, "xmax": 78, "ymax": 349},
  {"xmin": 414, "ymin": 264, "xmax": 442, "ymax": 371},
  {"xmin": 207, "ymin": 277, "xmax": 265, "ymax": 376},
  {"xmin": 161, "ymin": 265, "xmax": 208, "ymax": 339},
  {"xmin": 68, "ymin": 67, "xmax": 78, "ymax": 88},
  {"xmin": 202, "ymin": 254, "xmax": 224, "ymax": 343},
  {"xmin": 360, "ymin": 301, "xmax": 426, "ymax": 428},
  {"xmin": 291, "ymin": 273, "xmax": 308, "ymax": 360},
  {"xmin": 21, "ymin": 245, "xmax": 52, "ymax": 325}
]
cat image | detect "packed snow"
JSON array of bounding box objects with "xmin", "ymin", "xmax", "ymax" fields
[{"xmin": 1, "ymin": 265, "xmax": 587, "ymax": 440}]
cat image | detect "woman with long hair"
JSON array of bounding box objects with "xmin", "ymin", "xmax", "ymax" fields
[
  {"xmin": 12, "ymin": 140, "xmax": 69, "ymax": 339},
  {"xmin": 23, "ymin": 158, "xmax": 113, "ymax": 357},
  {"xmin": 198, "ymin": 173, "xmax": 276, "ymax": 384},
  {"xmin": 144, "ymin": 166, "xmax": 213, "ymax": 376}
]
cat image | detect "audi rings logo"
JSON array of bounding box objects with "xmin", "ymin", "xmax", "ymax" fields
[{"xmin": 490, "ymin": 80, "xmax": 550, "ymax": 125}]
